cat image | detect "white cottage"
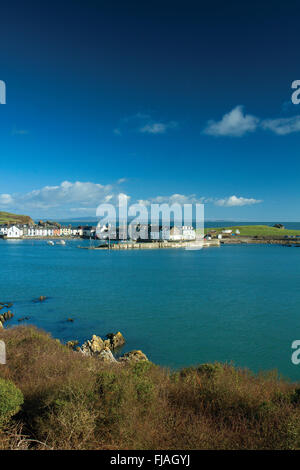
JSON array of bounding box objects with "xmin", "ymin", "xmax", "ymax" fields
[
  {"xmin": 7, "ymin": 225, "xmax": 23, "ymax": 238},
  {"xmin": 169, "ymin": 226, "xmax": 183, "ymax": 241},
  {"xmin": 182, "ymin": 226, "xmax": 196, "ymax": 240},
  {"xmin": 0, "ymin": 225, "xmax": 8, "ymax": 236}
]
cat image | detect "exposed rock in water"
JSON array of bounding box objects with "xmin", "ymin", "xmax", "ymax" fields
[
  {"xmin": 80, "ymin": 335, "xmax": 105, "ymax": 356},
  {"xmin": 17, "ymin": 316, "xmax": 30, "ymax": 322},
  {"xmin": 0, "ymin": 302, "xmax": 13, "ymax": 309},
  {"xmin": 98, "ymin": 347, "xmax": 118, "ymax": 363},
  {"xmin": 67, "ymin": 318, "xmax": 74, "ymax": 322},
  {"xmin": 119, "ymin": 350, "xmax": 149, "ymax": 363},
  {"xmin": 106, "ymin": 331, "xmax": 126, "ymax": 350},
  {"xmin": 2, "ymin": 311, "xmax": 13, "ymax": 321},
  {"xmin": 78, "ymin": 332, "xmax": 147, "ymax": 364},
  {"xmin": 79, "ymin": 332, "xmax": 126, "ymax": 357},
  {"xmin": 33, "ymin": 296, "xmax": 48, "ymax": 303}
]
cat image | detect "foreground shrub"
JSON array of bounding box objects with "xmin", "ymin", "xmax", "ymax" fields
[
  {"xmin": 1, "ymin": 326, "xmax": 300, "ymax": 450},
  {"xmin": 0, "ymin": 378, "xmax": 23, "ymax": 426}
]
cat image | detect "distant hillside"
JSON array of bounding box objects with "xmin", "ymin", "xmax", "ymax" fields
[
  {"xmin": 204, "ymin": 225, "xmax": 300, "ymax": 237},
  {"xmin": 0, "ymin": 211, "xmax": 34, "ymax": 225}
]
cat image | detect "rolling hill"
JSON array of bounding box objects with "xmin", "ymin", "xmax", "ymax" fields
[{"xmin": 0, "ymin": 211, "xmax": 34, "ymax": 225}]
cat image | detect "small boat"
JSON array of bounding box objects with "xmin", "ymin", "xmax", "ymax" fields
[
  {"xmin": 57, "ymin": 240, "xmax": 66, "ymax": 245},
  {"xmin": 47, "ymin": 241, "xmax": 55, "ymax": 246}
]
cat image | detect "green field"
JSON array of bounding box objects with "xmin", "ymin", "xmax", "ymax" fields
[
  {"xmin": 0, "ymin": 211, "xmax": 33, "ymax": 225},
  {"xmin": 204, "ymin": 225, "xmax": 300, "ymax": 238}
]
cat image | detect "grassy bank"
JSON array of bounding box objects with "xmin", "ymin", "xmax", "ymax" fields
[
  {"xmin": 0, "ymin": 326, "xmax": 300, "ymax": 450},
  {"xmin": 204, "ymin": 225, "xmax": 300, "ymax": 238},
  {"xmin": 0, "ymin": 211, "xmax": 33, "ymax": 225}
]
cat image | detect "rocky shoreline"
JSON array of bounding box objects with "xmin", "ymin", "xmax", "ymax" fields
[
  {"xmin": 67, "ymin": 332, "xmax": 149, "ymax": 364},
  {"xmin": 221, "ymin": 237, "xmax": 300, "ymax": 245},
  {"xmin": 0, "ymin": 299, "xmax": 149, "ymax": 365}
]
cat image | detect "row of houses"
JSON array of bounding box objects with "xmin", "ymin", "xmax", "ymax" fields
[
  {"xmin": 0, "ymin": 224, "xmax": 85, "ymax": 239},
  {"xmin": 97, "ymin": 224, "xmax": 197, "ymax": 242},
  {"xmin": 0, "ymin": 223, "xmax": 198, "ymax": 241}
]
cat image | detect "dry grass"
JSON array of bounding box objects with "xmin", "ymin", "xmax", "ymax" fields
[{"xmin": 0, "ymin": 326, "xmax": 300, "ymax": 450}]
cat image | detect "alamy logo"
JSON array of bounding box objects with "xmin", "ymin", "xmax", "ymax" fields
[
  {"xmin": 0, "ymin": 80, "xmax": 6, "ymax": 104},
  {"xmin": 291, "ymin": 340, "xmax": 300, "ymax": 365},
  {"xmin": 0, "ymin": 340, "xmax": 6, "ymax": 364},
  {"xmin": 95, "ymin": 196, "xmax": 204, "ymax": 241},
  {"xmin": 291, "ymin": 80, "xmax": 300, "ymax": 105}
]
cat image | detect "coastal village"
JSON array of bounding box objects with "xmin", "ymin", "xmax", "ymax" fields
[
  {"xmin": 1, "ymin": 219, "xmax": 299, "ymax": 249},
  {"xmin": 0, "ymin": 222, "xmax": 208, "ymax": 241},
  {"xmin": 0, "ymin": 221, "xmax": 83, "ymax": 239},
  {"xmin": 0, "ymin": 220, "xmax": 200, "ymax": 242}
]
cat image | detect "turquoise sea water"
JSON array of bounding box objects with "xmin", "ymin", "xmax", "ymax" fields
[{"xmin": 1, "ymin": 239, "xmax": 300, "ymax": 381}]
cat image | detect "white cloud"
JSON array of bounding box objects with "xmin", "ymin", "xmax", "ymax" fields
[
  {"xmin": 204, "ymin": 106, "xmax": 300, "ymax": 138},
  {"xmin": 0, "ymin": 180, "xmax": 262, "ymax": 219},
  {"xmin": 0, "ymin": 181, "xmax": 120, "ymax": 217},
  {"xmin": 137, "ymin": 194, "xmax": 209, "ymax": 206},
  {"xmin": 139, "ymin": 121, "xmax": 178, "ymax": 135},
  {"xmin": 0, "ymin": 194, "xmax": 14, "ymax": 205},
  {"xmin": 215, "ymin": 195, "xmax": 262, "ymax": 207},
  {"xmin": 115, "ymin": 112, "xmax": 178, "ymax": 135},
  {"xmin": 69, "ymin": 207, "xmax": 98, "ymax": 213},
  {"xmin": 261, "ymin": 116, "xmax": 300, "ymax": 135},
  {"xmin": 204, "ymin": 106, "xmax": 259, "ymax": 137}
]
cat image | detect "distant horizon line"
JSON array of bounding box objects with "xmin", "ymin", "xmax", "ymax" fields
[{"xmin": 36, "ymin": 218, "xmax": 300, "ymax": 224}]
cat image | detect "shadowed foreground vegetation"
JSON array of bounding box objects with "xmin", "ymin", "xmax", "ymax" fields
[{"xmin": 0, "ymin": 326, "xmax": 300, "ymax": 450}]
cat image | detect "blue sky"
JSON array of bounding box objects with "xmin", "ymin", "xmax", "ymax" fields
[{"xmin": 1, "ymin": 0, "xmax": 300, "ymax": 220}]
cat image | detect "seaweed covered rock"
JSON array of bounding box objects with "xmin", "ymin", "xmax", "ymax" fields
[
  {"xmin": 3, "ymin": 311, "xmax": 13, "ymax": 321},
  {"xmin": 119, "ymin": 350, "xmax": 149, "ymax": 363},
  {"xmin": 17, "ymin": 316, "xmax": 30, "ymax": 322},
  {"xmin": 0, "ymin": 311, "xmax": 14, "ymax": 324},
  {"xmin": 106, "ymin": 331, "xmax": 125, "ymax": 350}
]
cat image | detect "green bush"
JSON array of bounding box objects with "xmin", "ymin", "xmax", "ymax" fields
[
  {"xmin": 0, "ymin": 378, "xmax": 24, "ymax": 426},
  {"xmin": 132, "ymin": 360, "xmax": 154, "ymax": 378}
]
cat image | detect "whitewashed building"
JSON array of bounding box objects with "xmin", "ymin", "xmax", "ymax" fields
[
  {"xmin": 71, "ymin": 227, "xmax": 83, "ymax": 236},
  {"xmin": 169, "ymin": 226, "xmax": 183, "ymax": 241},
  {"xmin": 61, "ymin": 226, "xmax": 72, "ymax": 236},
  {"xmin": 0, "ymin": 225, "xmax": 8, "ymax": 236},
  {"xmin": 7, "ymin": 225, "xmax": 23, "ymax": 238},
  {"xmin": 182, "ymin": 226, "xmax": 196, "ymax": 240}
]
